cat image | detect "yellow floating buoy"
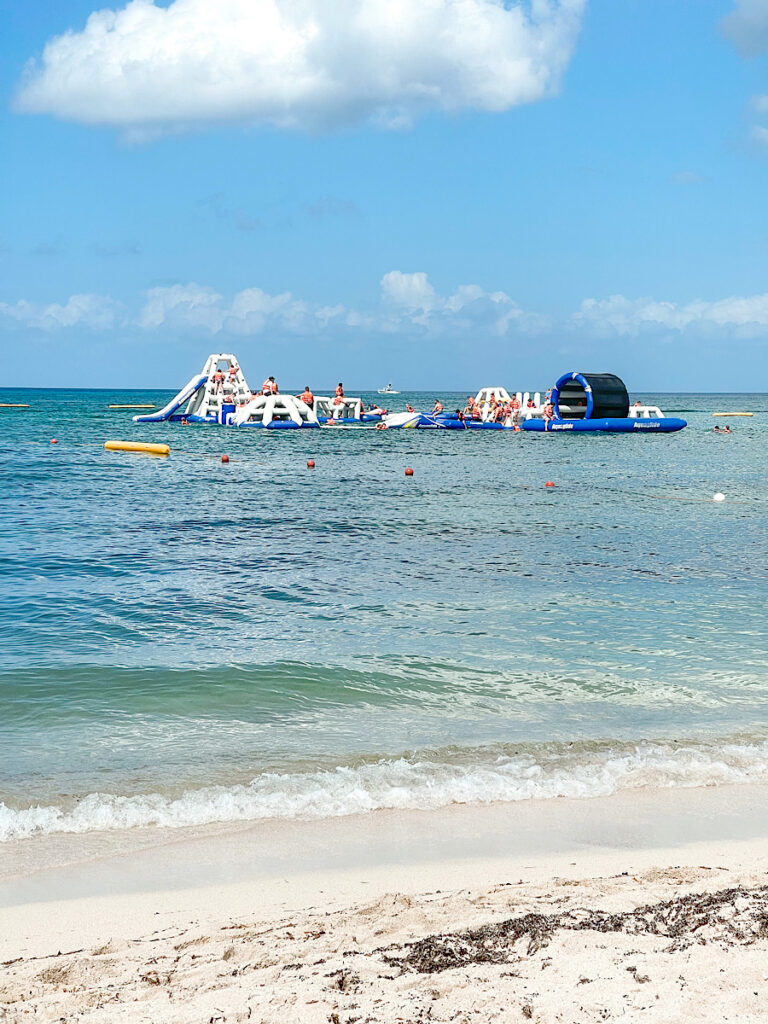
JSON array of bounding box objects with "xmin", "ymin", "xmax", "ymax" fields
[
  {"xmin": 105, "ymin": 440, "xmax": 170, "ymax": 456},
  {"xmin": 713, "ymin": 412, "xmax": 753, "ymax": 417},
  {"xmin": 0, "ymin": 403, "xmax": 30, "ymax": 408},
  {"xmin": 108, "ymin": 404, "xmax": 157, "ymax": 410}
]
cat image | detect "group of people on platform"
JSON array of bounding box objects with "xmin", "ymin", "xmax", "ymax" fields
[
  {"xmin": 405, "ymin": 392, "xmax": 553, "ymax": 424},
  {"xmin": 211, "ymin": 363, "xmax": 241, "ymax": 392}
]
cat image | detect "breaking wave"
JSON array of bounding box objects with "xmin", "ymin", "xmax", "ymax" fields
[{"xmin": 4, "ymin": 737, "xmax": 768, "ymax": 842}]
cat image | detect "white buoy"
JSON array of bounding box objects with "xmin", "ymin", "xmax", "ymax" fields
[{"xmin": 713, "ymin": 492, "xmax": 725, "ymax": 502}]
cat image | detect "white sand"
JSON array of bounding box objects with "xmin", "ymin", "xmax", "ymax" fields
[{"xmin": 3, "ymin": 790, "xmax": 768, "ymax": 1022}]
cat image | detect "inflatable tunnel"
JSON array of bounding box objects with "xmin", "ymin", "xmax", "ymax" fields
[{"xmin": 551, "ymin": 372, "xmax": 629, "ymax": 420}]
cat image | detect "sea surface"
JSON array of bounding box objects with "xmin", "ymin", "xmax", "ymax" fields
[{"xmin": 1, "ymin": 388, "xmax": 767, "ymax": 843}]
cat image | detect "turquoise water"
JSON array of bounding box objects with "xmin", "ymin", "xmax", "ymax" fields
[{"xmin": 1, "ymin": 388, "xmax": 767, "ymax": 840}]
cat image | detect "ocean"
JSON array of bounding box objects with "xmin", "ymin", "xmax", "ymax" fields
[{"xmin": 1, "ymin": 389, "xmax": 767, "ymax": 844}]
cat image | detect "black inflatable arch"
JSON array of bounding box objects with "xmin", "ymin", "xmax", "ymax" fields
[{"xmin": 551, "ymin": 372, "xmax": 629, "ymax": 420}]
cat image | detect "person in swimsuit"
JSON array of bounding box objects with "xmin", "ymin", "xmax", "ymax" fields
[{"xmin": 433, "ymin": 399, "xmax": 443, "ymax": 413}]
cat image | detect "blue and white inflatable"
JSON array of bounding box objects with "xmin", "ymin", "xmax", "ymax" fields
[{"xmin": 520, "ymin": 372, "xmax": 686, "ymax": 433}]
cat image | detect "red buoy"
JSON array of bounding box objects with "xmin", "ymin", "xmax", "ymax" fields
[
  {"xmin": 50, "ymin": 438, "xmax": 58, "ymax": 444},
  {"xmin": 545, "ymin": 480, "xmax": 555, "ymax": 488},
  {"xmin": 307, "ymin": 459, "xmax": 315, "ymax": 468},
  {"xmin": 405, "ymin": 467, "xmax": 414, "ymax": 476},
  {"xmin": 221, "ymin": 454, "xmax": 229, "ymax": 463}
]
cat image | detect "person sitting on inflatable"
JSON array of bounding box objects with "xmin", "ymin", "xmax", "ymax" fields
[
  {"xmin": 262, "ymin": 376, "xmax": 278, "ymax": 395},
  {"xmin": 405, "ymin": 403, "xmax": 416, "ymax": 413},
  {"xmin": 298, "ymin": 386, "xmax": 314, "ymax": 406},
  {"xmin": 433, "ymin": 399, "xmax": 443, "ymax": 413}
]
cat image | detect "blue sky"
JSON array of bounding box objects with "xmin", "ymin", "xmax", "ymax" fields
[{"xmin": 2, "ymin": 0, "xmax": 767, "ymax": 390}]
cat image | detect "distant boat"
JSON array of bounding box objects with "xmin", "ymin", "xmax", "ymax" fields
[{"xmin": 377, "ymin": 383, "xmax": 400, "ymax": 394}]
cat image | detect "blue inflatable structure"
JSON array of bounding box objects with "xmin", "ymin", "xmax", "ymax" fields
[{"xmin": 519, "ymin": 371, "xmax": 687, "ymax": 434}]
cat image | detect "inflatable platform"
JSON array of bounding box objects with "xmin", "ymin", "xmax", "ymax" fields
[
  {"xmin": 520, "ymin": 372, "xmax": 686, "ymax": 433},
  {"xmin": 133, "ymin": 354, "xmax": 252, "ymax": 423},
  {"xmin": 134, "ymin": 355, "xmax": 377, "ymax": 428}
]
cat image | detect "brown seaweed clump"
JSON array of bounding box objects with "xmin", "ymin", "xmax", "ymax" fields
[{"xmin": 384, "ymin": 883, "xmax": 768, "ymax": 974}]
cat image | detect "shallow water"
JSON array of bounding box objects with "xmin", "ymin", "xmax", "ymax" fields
[{"xmin": 1, "ymin": 388, "xmax": 766, "ymax": 841}]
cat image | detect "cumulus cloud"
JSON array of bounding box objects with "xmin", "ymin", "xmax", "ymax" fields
[
  {"xmin": 0, "ymin": 293, "xmax": 123, "ymax": 331},
  {"xmin": 380, "ymin": 270, "xmax": 544, "ymax": 334},
  {"xmin": 573, "ymin": 293, "xmax": 768, "ymax": 337},
  {"xmin": 15, "ymin": 0, "xmax": 586, "ymax": 136},
  {"xmin": 7, "ymin": 279, "xmax": 768, "ymax": 341},
  {"xmin": 138, "ymin": 282, "xmax": 347, "ymax": 334},
  {"xmin": 721, "ymin": 0, "xmax": 768, "ymax": 56}
]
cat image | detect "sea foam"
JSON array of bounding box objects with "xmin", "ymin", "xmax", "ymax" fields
[{"xmin": 3, "ymin": 738, "xmax": 768, "ymax": 842}]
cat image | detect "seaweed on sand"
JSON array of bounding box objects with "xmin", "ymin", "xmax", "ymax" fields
[{"xmin": 384, "ymin": 884, "xmax": 768, "ymax": 974}]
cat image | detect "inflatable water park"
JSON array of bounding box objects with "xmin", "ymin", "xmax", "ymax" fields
[{"xmin": 133, "ymin": 354, "xmax": 687, "ymax": 434}]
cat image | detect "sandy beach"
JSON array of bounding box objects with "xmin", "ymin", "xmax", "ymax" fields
[{"xmin": 3, "ymin": 790, "xmax": 768, "ymax": 1023}]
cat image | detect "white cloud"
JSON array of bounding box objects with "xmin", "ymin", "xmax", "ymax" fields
[
  {"xmin": 380, "ymin": 270, "xmax": 545, "ymax": 335},
  {"xmin": 15, "ymin": 0, "xmax": 586, "ymax": 136},
  {"xmin": 573, "ymin": 293, "xmax": 768, "ymax": 337},
  {"xmin": 381, "ymin": 271, "xmax": 437, "ymax": 314},
  {"xmin": 138, "ymin": 282, "xmax": 347, "ymax": 334},
  {"xmin": 7, "ymin": 280, "xmax": 768, "ymax": 342},
  {"xmin": 721, "ymin": 0, "xmax": 768, "ymax": 56},
  {"xmin": 0, "ymin": 293, "xmax": 123, "ymax": 331}
]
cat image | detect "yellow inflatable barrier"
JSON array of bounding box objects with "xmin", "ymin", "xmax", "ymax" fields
[
  {"xmin": 105, "ymin": 440, "xmax": 170, "ymax": 456},
  {"xmin": 713, "ymin": 412, "xmax": 753, "ymax": 417}
]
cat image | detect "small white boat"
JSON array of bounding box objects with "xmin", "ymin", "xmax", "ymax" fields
[{"xmin": 377, "ymin": 383, "xmax": 400, "ymax": 394}]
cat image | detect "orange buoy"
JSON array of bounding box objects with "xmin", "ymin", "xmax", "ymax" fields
[
  {"xmin": 221, "ymin": 454, "xmax": 229, "ymax": 463},
  {"xmin": 50, "ymin": 438, "xmax": 58, "ymax": 444},
  {"xmin": 405, "ymin": 467, "xmax": 414, "ymax": 477},
  {"xmin": 307, "ymin": 459, "xmax": 315, "ymax": 468},
  {"xmin": 545, "ymin": 481, "xmax": 555, "ymax": 488}
]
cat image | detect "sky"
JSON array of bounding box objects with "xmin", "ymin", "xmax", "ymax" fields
[{"xmin": 1, "ymin": 0, "xmax": 767, "ymax": 390}]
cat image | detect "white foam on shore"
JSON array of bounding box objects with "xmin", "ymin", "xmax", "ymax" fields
[{"xmin": 4, "ymin": 739, "xmax": 768, "ymax": 842}]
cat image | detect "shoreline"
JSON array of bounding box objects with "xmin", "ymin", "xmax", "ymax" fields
[{"xmin": 5, "ymin": 781, "xmax": 768, "ymax": 909}]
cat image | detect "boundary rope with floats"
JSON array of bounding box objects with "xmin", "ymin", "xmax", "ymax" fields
[{"xmin": 2, "ymin": 438, "xmax": 765, "ymax": 505}]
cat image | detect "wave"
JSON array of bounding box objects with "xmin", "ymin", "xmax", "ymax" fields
[{"xmin": 4, "ymin": 738, "xmax": 768, "ymax": 842}]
